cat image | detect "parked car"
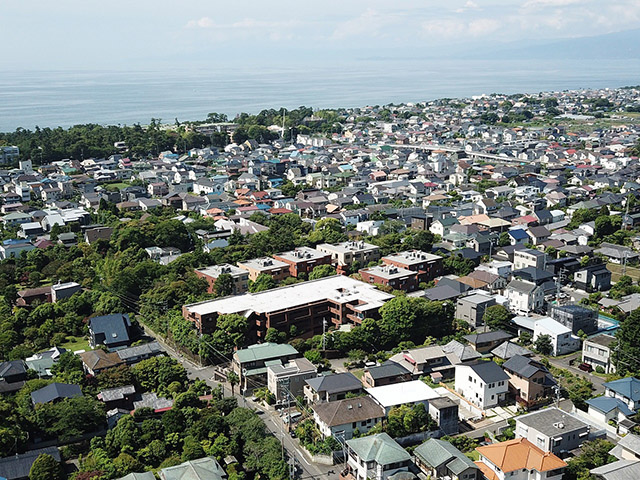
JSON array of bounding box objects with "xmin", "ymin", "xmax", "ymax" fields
[{"xmin": 578, "ymin": 362, "xmax": 593, "ymax": 372}]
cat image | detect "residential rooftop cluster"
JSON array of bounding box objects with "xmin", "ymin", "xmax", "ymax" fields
[{"xmin": 2, "ymin": 87, "xmax": 640, "ymax": 480}]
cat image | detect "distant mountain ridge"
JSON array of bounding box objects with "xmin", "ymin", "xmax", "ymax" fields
[{"xmin": 485, "ymin": 28, "xmax": 640, "ymax": 60}]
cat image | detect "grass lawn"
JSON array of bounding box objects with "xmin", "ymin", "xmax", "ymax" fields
[
  {"xmin": 351, "ymin": 368, "xmax": 364, "ymax": 380},
  {"xmin": 106, "ymin": 182, "xmax": 131, "ymax": 191},
  {"xmin": 466, "ymin": 450, "xmax": 480, "ymax": 461},
  {"xmin": 59, "ymin": 336, "xmax": 91, "ymax": 353},
  {"xmin": 607, "ymin": 263, "xmax": 640, "ymax": 283}
]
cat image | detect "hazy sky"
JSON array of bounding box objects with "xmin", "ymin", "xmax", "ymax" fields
[{"xmin": 2, "ymin": 0, "xmax": 640, "ymax": 70}]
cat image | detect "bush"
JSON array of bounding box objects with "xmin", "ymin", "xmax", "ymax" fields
[{"xmin": 595, "ymin": 366, "xmax": 605, "ymax": 374}]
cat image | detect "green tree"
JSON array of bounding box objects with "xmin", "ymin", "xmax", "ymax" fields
[
  {"xmin": 206, "ymin": 314, "xmax": 249, "ymax": 356},
  {"xmin": 614, "ymin": 308, "xmax": 640, "ymax": 373},
  {"xmin": 309, "ymin": 264, "xmax": 336, "ymax": 280},
  {"xmin": 249, "ymin": 274, "xmax": 276, "ymax": 293},
  {"xmin": 482, "ymin": 305, "xmax": 513, "ymax": 331},
  {"xmin": 535, "ymin": 334, "xmax": 553, "ymax": 355},
  {"xmin": 227, "ymin": 371, "xmax": 239, "ymax": 396},
  {"xmin": 214, "ymin": 273, "xmax": 234, "ymax": 297},
  {"xmin": 29, "ymin": 453, "xmax": 63, "ymax": 480},
  {"xmin": 443, "ymin": 254, "xmax": 475, "ymax": 276}
]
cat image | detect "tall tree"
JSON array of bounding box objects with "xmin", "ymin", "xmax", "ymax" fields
[
  {"xmin": 483, "ymin": 305, "xmax": 513, "ymax": 331},
  {"xmin": 29, "ymin": 453, "xmax": 63, "ymax": 480}
]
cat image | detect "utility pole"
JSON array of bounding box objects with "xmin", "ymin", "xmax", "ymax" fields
[
  {"xmin": 556, "ymin": 267, "xmax": 566, "ymax": 305},
  {"xmin": 322, "ymin": 318, "xmax": 328, "ymax": 351}
]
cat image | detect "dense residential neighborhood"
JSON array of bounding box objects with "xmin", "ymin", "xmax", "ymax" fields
[{"xmin": 2, "ymin": 87, "xmax": 640, "ymax": 480}]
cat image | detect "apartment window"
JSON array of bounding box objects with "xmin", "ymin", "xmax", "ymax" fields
[
  {"xmin": 469, "ymin": 376, "xmax": 473, "ymax": 382},
  {"xmin": 491, "ymin": 395, "xmax": 495, "ymax": 400}
]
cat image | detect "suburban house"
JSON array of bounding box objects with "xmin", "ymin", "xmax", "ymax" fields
[
  {"xmin": 266, "ymin": 357, "xmax": 317, "ymax": 405},
  {"xmin": 513, "ymin": 249, "xmax": 547, "ymax": 270},
  {"xmin": 158, "ymin": 456, "xmax": 227, "ymax": 480},
  {"xmin": 455, "ymin": 293, "xmax": 496, "ymax": 329},
  {"xmin": 582, "ymin": 334, "xmax": 616, "ymax": 374},
  {"xmin": 388, "ymin": 345, "xmax": 455, "ymax": 380},
  {"xmin": 0, "ymin": 447, "xmax": 62, "ymax": 480},
  {"xmin": 454, "ymin": 361, "xmax": 509, "ymax": 410},
  {"xmin": 502, "ymin": 355, "xmax": 556, "ymax": 406},
  {"xmin": 592, "ymin": 434, "xmax": 640, "ymax": 480},
  {"xmin": 0, "ymin": 360, "xmax": 28, "ymax": 393},
  {"xmin": 463, "ymin": 331, "xmax": 513, "ymax": 354},
  {"xmin": 31, "ymin": 382, "xmax": 83, "ymax": 405},
  {"xmin": 603, "ymin": 378, "xmax": 640, "ymax": 413},
  {"xmin": 533, "ymin": 317, "xmax": 580, "ymax": 356},
  {"xmin": 585, "ymin": 396, "xmax": 636, "ymax": 433},
  {"xmin": 304, "ymin": 372, "xmax": 363, "ymax": 404},
  {"xmin": 312, "ymin": 396, "xmax": 385, "ymax": 440},
  {"xmin": 549, "ymin": 304, "xmax": 598, "ymax": 335},
  {"xmin": 428, "ymin": 396, "xmax": 460, "ymax": 435},
  {"xmin": 79, "ymin": 349, "xmax": 125, "ymax": 375},
  {"xmin": 514, "ymin": 407, "xmax": 590, "ymax": 455},
  {"xmin": 474, "ymin": 438, "xmax": 566, "ymax": 480},
  {"xmin": 232, "ymin": 342, "xmax": 299, "ymax": 393},
  {"xmin": 195, "ymin": 264, "xmax": 249, "ymax": 295},
  {"xmin": 88, "ymin": 313, "xmax": 132, "ymax": 350},
  {"xmin": 344, "ymin": 433, "xmax": 412, "ymax": 480},
  {"xmin": 414, "ymin": 438, "xmax": 479, "ymax": 480},
  {"xmin": 362, "ymin": 362, "xmax": 413, "ymax": 388},
  {"xmin": 366, "ymin": 379, "xmax": 440, "ymax": 414},
  {"xmin": 505, "ymin": 279, "xmax": 544, "ymax": 315},
  {"xmin": 574, "ymin": 264, "xmax": 612, "ymax": 292}
]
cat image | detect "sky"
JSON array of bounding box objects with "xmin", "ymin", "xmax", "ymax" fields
[{"xmin": 2, "ymin": 0, "xmax": 640, "ymax": 70}]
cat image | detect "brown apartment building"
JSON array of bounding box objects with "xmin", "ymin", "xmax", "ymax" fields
[
  {"xmin": 237, "ymin": 256, "xmax": 291, "ymax": 282},
  {"xmin": 381, "ymin": 250, "xmax": 443, "ymax": 283},
  {"xmin": 316, "ymin": 241, "xmax": 380, "ymax": 274},
  {"xmin": 195, "ymin": 264, "xmax": 249, "ymax": 295},
  {"xmin": 272, "ymin": 246, "xmax": 332, "ymax": 277},
  {"xmin": 182, "ymin": 275, "xmax": 394, "ymax": 340},
  {"xmin": 359, "ymin": 264, "xmax": 419, "ymax": 292}
]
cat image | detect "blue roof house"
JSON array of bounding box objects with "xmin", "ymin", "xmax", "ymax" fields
[
  {"xmin": 508, "ymin": 228, "xmax": 530, "ymax": 246},
  {"xmin": 89, "ymin": 313, "xmax": 132, "ymax": 350},
  {"xmin": 604, "ymin": 378, "xmax": 640, "ymax": 412},
  {"xmin": 586, "ymin": 396, "xmax": 635, "ymax": 428}
]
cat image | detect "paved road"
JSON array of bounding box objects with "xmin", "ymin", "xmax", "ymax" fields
[{"xmin": 147, "ymin": 327, "xmax": 334, "ymax": 479}]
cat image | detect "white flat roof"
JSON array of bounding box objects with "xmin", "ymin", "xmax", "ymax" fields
[
  {"xmin": 275, "ymin": 246, "xmax": 329, "ymax": 262},
  {"xmin": 196, "ymin": 264, "xmax": 247, "ymax": 278},
  {"xmin": 383, "ymin": 250, "xmax": 442, "ymax": 266},
  {"xmin": 535, "ymin": 317, "xmax": 572, "ymax": 335},
  {"xmin": 362, "ymin": 265, "xmax": 415, "ymax": 280},
  {"xmin": 184, "ymin": 275, "xmax": 394, "ymax": 316},
  {"xmin": 237, "ymin": 257, "xmax": 289, "ymax": 271},
  {"xmin": 366, "ymin": 380, "xmax": 440, "ymax": 408},
  {"xmin": 317, "ymin": 241, "xmax": 379, "ymax": 254}
]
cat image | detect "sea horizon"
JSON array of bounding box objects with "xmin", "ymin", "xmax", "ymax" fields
[{"xmin": 2, "ymin": 58, "xmax": 640, "ymax": 133}]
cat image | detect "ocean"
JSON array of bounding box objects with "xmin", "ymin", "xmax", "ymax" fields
[{"xmin": 1, "ymin": 58, "xmax": 639, "ymax": 132}]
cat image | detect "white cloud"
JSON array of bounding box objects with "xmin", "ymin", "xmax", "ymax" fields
[
  {"xmin": 521, "ymin": 0, "xmax": 584, "ymax": 10},
  {"xmin": 468, "ymin": 18, "xmax": 500, "ymax": 36},
  {"xmin": 422, "ymin": 17, "xmax": 499, "ymax": 38},
  {"xmin": 331, "ymin": 9, "xmax": 396, "ymax": 40},
  {"xmin": 185, "ymin": 16, "xmax": 214, "ymax": 29},
  {"xmin": 455, "ymin": 1, "xmax": 481, "ymax": 13}
]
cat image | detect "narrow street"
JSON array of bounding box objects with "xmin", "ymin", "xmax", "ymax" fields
[{"xmin": 148, "ymin": 328, "xmax": 334, "ymax": 479}]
